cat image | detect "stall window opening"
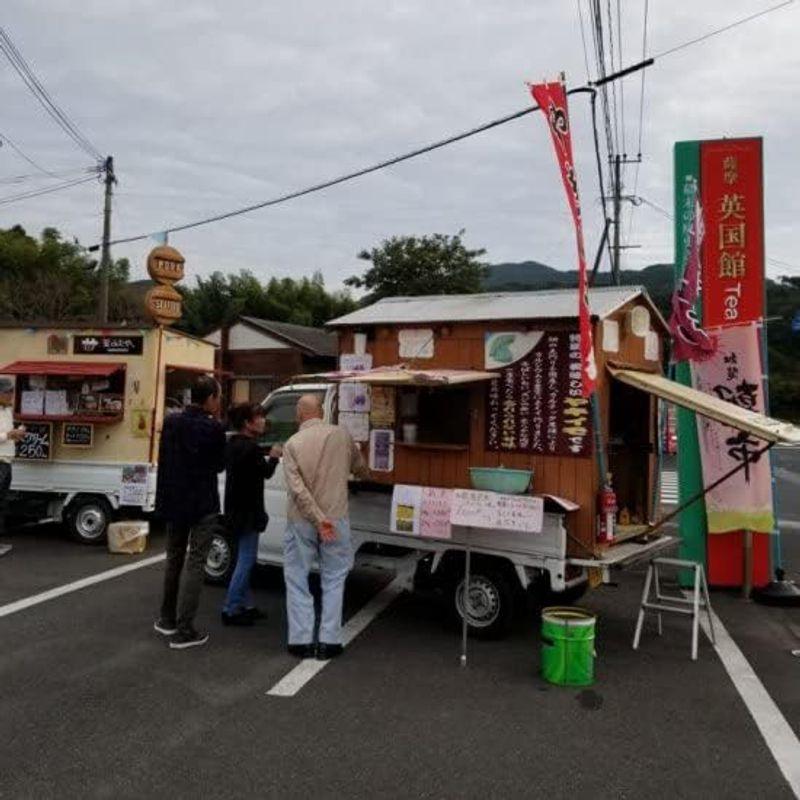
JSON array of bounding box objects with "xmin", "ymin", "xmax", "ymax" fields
[
  {"xmin": 14, "ymin": 367, "xmax": 126, "ymax": 422},
  {"xmin": 401, "ymin": 386, "xmax": 471, "ymax": 446}
]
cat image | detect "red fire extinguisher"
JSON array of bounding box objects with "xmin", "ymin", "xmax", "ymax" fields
[{"xmin": 597, "ymin": 474, "xmax": 617, "ymax": 544}]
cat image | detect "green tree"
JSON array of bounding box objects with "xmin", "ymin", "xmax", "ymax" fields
[
  {"xmin": 345, "ymin": 231, "xmax": 488, "ymax": 301},
  {"xmin": 0, "ymin": 225, "xmax": 133, "ymax": 322},
  {"xmin": 178, "ymin": 269, "xmax": 357, "ymax": 335}
]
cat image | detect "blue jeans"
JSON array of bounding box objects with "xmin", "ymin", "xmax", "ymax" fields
[
  {"xmin": 283, "ymin": 518, "xmax": 353, "ymax": 645},
  {"xmin": 223, "ymin": 530, "xmax": 259, "ymax": 614}
]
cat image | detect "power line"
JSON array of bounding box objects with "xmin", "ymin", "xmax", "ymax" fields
[
  {"xmin": 0, "ymin": 130, "xmax": 57, "ymax": 177},
  {"xmin": 0, "ymin": 26, "xmax": 103, "ymax": 162},
  {"xmin": 652, "ymin": 0, "xmax": 794, "ymax": 59},
  {"xmin": 0, "ymin": 174, "xmax": 97, "ymax": 207},
  {"xmin": 96, "ymin": 84, "xmax": 619, "ymax": 249},
  {"xmin": 617, "ymin": 0, "xmax": 626, "ymax": 157},
  {"xmin": 577, "ymin": 0, "xmax": 593, "ymax": 82},
  {"xmin": 0, "ymin": 165, "xmax": 99, "ymax": 186},
  {"xmin": 627, "ymin": 0, "xmax": 650, "ymax": 240},
  {"xmin": 95, "ymin": 2, "xmax": 793, "ymax": 250}
]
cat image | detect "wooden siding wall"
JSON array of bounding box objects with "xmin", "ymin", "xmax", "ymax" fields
[{"xmin": 338, "ymin": 298, "xmax": 663, "ymax": 556}]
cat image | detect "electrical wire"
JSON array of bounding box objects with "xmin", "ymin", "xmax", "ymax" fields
[
  {"xmin": 0, "ymin": 130, "xmax": 58, "ymax": 177},
  {"xmin": 0, "ymin": 26, "xmax": 103, "ymax": 162},
  {"xmin": 94, "ymin": 2, "xmax": 794, "ymax": 250},
  {"xmin": 577, "ymin": 0, "xmax": 593, "ymax": 83},
  {"xmin": 617, "ymin": 0, "xmax": 626, "ymax": 157},
  {"xmin": 0, "ymin": 165, "xmax": 99, "ymax": 186},
  {"xmin": 0, "ymin": 174, "xmax": 97, "ymax": 206},
  {"xmin": 626, "ymin": 0, "xmax": 650, "ymax": 240},
  {"xmin": 652, "ymin": 0, "xmax": 794, "ymax": 59}
]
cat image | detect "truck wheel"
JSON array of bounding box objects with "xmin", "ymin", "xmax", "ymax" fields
[
  {"xmin": 205, "ymin": 530, "xmax": 236, "ymax": 585},
  {"xmin": 451, "ymin": 568, "xmax": 516, "ymax": 640},
  {"xmin": 65, "ymin": 496, "xmax": 112, "ymax": 545}
]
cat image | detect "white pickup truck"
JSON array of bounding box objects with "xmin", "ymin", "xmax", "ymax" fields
[{"xmin": 203, "ymin": 382, "xmax": 616, "ymax": 639}]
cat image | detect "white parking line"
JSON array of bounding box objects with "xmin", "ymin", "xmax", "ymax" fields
[
  {"xmin": 697, "ymin": 600, "xmax": 800, "ymax": 797},
  {"xmin": 267, "ymin": 574, "xmax": 407, "ymax": 698},
  {"xmin": 0, "ymin": 553, "xmax": 166, "ymax": 619}
]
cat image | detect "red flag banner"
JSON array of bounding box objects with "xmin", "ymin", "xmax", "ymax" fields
[
  {"xmin": 529, "ymin": 80, "xmax": 596, "ymax": 397},
  {"xmin": 668, "ymin": 198, "xmax": 718, "ymax": 362}
]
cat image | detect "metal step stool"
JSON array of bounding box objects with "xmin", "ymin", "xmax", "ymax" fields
[{"xmin": 632, "ymin": 557, "xmax": 716, "ymax": 661}]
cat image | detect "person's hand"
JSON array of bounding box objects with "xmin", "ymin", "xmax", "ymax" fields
[
  {"xmin": 317, "ymin": 519, "xmax": 336, "ymax": 542},
  {"xmin": 7, "ymin": 426, "xmax": 26, "ymax": 442},
  {"xmin": 269, "ymin": 444, "xmax": 283, "ymax": 458}
]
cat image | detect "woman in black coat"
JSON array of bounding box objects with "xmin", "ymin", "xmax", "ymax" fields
[{"xmin": 222, "ymin": 403, "xmax": 281, "ymax": 625}]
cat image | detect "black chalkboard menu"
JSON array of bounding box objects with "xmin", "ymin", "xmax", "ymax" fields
[
  {"xmin": 15, "ymin": 422, "xmax": 52, "ymax": 461},
  {"xmin": 62, "ymin": 422, "xmax": 94, "ymax": 448}
]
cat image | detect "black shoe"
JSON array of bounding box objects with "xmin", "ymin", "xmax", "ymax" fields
[
  {"xmin": 169, "ymin": 628, "xmax": 209, "ymax": 650},
  {"xmin": 221, "ymin": 611, "xmax": 255, "ymax": 627},
  {"xmin": 287, "ymin": 643, "xmax": 316, "ymax": 659},
  {"xmin": 153, "ymin": 618, "xmax": 177, "ymax": 636},
  {"xmin": 316, "ymin": 642, "xmax": 344, "ymax": 660},
  {"xmin": 244, "ymin": 606, "xmax": 267, "ymax": 621}
]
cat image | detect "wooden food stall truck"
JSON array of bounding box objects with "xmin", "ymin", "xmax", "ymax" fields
[
  {"xmin": 251, "ymin": 287, "xmax": 677, "ymax": 637},
  {"xmin": 0, "ymin": 323, "xmax": 216, "ymax": 542},
  {"xmin": 252, "ymin": 284, "xmax": 800, "ymax": 638}
]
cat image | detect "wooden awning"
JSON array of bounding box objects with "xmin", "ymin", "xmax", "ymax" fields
[{"xmin": 609, "ymin": 366, "xmax": 800, "ymax": 444}]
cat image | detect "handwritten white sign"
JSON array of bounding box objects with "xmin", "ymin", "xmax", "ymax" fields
[
  {"xmin": 450, "ymin": 489, "xmax": 499, "ymax": 529},
  {"xmin": 495, "ymin": 494, "xmax": 544, "ymax": 533}
]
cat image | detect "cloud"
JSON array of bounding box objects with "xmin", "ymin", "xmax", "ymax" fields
[{"xmin": 1, "ymin": 0, "xmax": 798, "ymax": 289}]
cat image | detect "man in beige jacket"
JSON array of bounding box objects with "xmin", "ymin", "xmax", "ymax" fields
[{"xmin": 282, "ymin": 394, "xmax": 367, "ymax": 660}]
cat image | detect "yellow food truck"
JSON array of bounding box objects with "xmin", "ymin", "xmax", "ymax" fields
[{"xmin": 0, "ymin": 323, "xmax": 216, "ymax": 543}]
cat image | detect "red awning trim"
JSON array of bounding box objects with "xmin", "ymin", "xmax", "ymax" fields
[{"xmin": 0, "ymin": 361, "xmax": 126, "ymax": 377}]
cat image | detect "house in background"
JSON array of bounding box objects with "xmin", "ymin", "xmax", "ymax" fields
[{"xmin": 204, "ymin": 316, "xmax": 338, "ymax": 404}]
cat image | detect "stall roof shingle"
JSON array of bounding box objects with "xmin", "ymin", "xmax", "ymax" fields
[{"xmin": 328, "ymin": 286, "xmax": 664, "ymax": 328}]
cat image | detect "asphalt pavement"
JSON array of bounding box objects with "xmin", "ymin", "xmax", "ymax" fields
[{"xmin": 1, "ymin": 451, "xmax": 799, "ymax": 799}]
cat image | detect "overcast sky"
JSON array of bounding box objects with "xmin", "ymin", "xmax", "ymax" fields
[{"xmin": 2, "ymin": 1, "xmax": 799, "ymax": 291}]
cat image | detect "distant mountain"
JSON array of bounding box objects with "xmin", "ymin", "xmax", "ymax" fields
[
  {"xmin": 484, "ymin": 261, "xmax": 676, "ymax": 314},
  {"xmin": 485, "ymin": 261, "xmax": 674, "ymax": 292}
]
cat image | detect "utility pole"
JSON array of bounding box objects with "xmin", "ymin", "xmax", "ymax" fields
[
  {"xmin": 605, "ymin": 154, "xmax": 642, "ymax": 286},
  {"xmin": 98, "ymin": 155, "xmax": 116, "ymax": 324},
  {"xmin": 612, "ymin": 154, "xmax": 622, "ymax": 286}
]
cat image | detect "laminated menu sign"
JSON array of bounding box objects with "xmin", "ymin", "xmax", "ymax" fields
[
  {"xmin": 339, "ymin": 411, "xmax": 369, "ymax": 442},
  {"xmin": 120, "ymin": 465, "xmax": 148, "ymax": 506},
  {"xmin": 369, "ymin": 428, "xmax": 394, "ymax": 472},
  {"xmin": 339, "ymin": 382, "xmax": 371, "ymax": 413},
  {"xmin": 370, "ymin": 386, "xmax": 396, "ymax": 426},
  {"xmin": 391, "ymin": 484, "xmax": 423, "ymax": 535},
  {"xmin": 419, "ymin": 487, "xmax": 453, "ymax": 539},
  {"xmin": 486, "ymin": 330, "xmax": 592, "ymax": 458}
]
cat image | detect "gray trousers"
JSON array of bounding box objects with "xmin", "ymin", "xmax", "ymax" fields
[{"xmin": 159, "ymin": 513, "xmax": 218, "ymax": 633}]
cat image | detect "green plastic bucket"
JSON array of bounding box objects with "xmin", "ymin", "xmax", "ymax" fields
[{"xmin": 540, "ymin": 606, "xmax": 596, "ymax": 687}]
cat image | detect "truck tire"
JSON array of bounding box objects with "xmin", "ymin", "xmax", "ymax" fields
[
  {"xmin": 204, "ymin": 529, "xmax": 236, "ymax": 585},
  {"xmin": 65, "ymin": 495, "xmax": 112, "ymax": 545},
  {"xmin": 449, "ymin": 566, "xmax": 517, "ymax": 640}
]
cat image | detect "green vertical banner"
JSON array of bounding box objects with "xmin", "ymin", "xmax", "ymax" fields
[{"xmin": 673, "ymin": 141, "xmax": 707, "ymax": 580}]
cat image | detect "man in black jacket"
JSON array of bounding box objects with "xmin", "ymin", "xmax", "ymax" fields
[{"xmin": 154, "ymin": 375, "xmax": 225, "ymax": 649}]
